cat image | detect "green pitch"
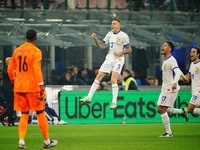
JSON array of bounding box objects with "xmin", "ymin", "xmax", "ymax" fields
[{"xmin": 0, "ymin": 123, "xmax": 200, "ymax": 150}]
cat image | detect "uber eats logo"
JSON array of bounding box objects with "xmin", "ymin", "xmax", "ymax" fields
[
  {"xmin": 63, "ymin": 95, "xmax": 190, "ymax": 119},
  {"xmin": 59, "ymin": 91, "xmax": 199, "ymax": 123}
]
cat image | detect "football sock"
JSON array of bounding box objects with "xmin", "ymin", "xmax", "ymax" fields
[
  {"xmin": 19, "ymin": 113, "xmax": 29, "ymax": 141},
  {"xmin": 37, "ymin": 112, "xmax": 49, "ymax": 141},
  {"xmin": 44, "ymin": 139, "xmax": 51, "ymax": 145},
  {"xmin": 166, "ymin": 108, "xmax": 183, "ymax": 114},
  {"xmin": 161, "ymin": 112, "xmax": 172, "ymax": 134},
  {"xmin": 87, "ymin": 79, "xmax": 100, "ymax": 99},
  {"xmin": 112, "ymin": 84, "xmax": 118, "ymax": 104},
  {"xmin": 193, "ymin": 108, "xmax": 200, "ymax": 115},
  {"xmin": 19, "ymin": 139, "xmax": 25, "ymax": 145}
]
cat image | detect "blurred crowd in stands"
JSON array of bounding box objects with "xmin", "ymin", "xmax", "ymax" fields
[
  {"xmin": 50, "ymin": 64, "xmax": 159, "ymax": 90},
  {"xmin": 0, "ymin": 0, "xmax": 199, "ymax": 12}
]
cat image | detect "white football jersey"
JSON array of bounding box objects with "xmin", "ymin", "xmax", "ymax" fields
[
  {"xmin": 102, "ymin": 30, "xmax": 130, "ymax": 61},
  {"xmin": 189, "ymin": 61, "xmax": 200, "ymax": 94},
  {"xmin": 161, "ymin": 55, "xmax": 180, "ymax": 92}
]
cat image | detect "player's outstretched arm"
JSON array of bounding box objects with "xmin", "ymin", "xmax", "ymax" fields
[
  {"xmin": 172, "ymin": 68, "xmax": 189, "ymax": 91},
  {"xmin": 91, "ymin": 33, "xmax": 105, "ymax": 48},
  {"xmin": 184, "ymin": 73, "xmax": 191, "ymax": 80},
  {"xmin": 172, "ymin": 68, "xmax": 183, "ymax": 91},
  {"xmin": 179, "ymin": 72, "xmax": 189, "ymax": 83},
  {"xmin": 182, "ymin": 73, "xmax": 190, "ymax": 83}
]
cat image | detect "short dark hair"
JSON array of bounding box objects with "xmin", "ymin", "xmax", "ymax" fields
[
  {"xmin": 26, "ymin": 29, "xmax": 37, "ymax": 41},
  {"xmin": 194, "ymin": 46, "xmax": 200, "ymax": 59},
  {"xmin": 113, "ymin": 19, "xmax": 121, "ymax": 25},
  {"xmin": 166, "ymin": 41, "xmax": 174, "ymax": 53},
  {"xmin": 123, "ymin": 69, "xmax": 130, "ymax": 74},
  {"xmin": 71, "ymin": 65, "xmax": 77, "ymax": 72},
  {"xmin": 65, "ymin": 70, "xmax": 71, "ymax": 75},
  {"xmin": 81, "ymin": 68, "xmax": 87, "ymax": 72}
]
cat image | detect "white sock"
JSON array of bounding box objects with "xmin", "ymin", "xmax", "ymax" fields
[
  {"xmin": 167, "ymin": 108, "xmax": 183, "ymax": 114},
  {"xmin": 193, "ymin": 108, "xmax": 200, "ymax": 115},
  {"xmin": 44, "ymin": 139, "xmax": 51, "ymax": 145},
  {"xmin": 111, "ymin": 84, "xmax": 118, "ymax": 104},
  {"xmin": 19, "ymin": 139, "xmax": 25, "ymax": 145},
  {"xmin": 161, "ymin": 112, "xmax": 172, "ymax": 134},
  {"xmin": 87, "ymin": 79, "xmax": 100, "ymax": 99}
]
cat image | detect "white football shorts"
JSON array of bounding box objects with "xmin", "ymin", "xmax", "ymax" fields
[
  {"xmin": 99, "ymin": 58, "xmax": 124, "ymax": 75},
  {"xmin": 189, "ymin": 91, "xmax": 200, "ymax": 107},
  {"xmin": 157, "ymin": 90, "xmax": 178, "ymax": 107}
]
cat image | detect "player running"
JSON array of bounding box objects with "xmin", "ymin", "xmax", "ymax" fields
[
  {"xmin": 79, "ymin": 19, "xmax": 132, "ymax": 109},
  {"xmin": 8, "ymin": 29, "xmax": 58, "ymax": 149},
  {"xmin": 157, "ymin": 41, "xmax": 189, "ymax": 137},
  {"xmin": 182, "ymin": 47, "xmax": 200, "ymax": 117}
]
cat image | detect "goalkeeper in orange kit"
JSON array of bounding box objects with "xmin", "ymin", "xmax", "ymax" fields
[{"xmin": 7, "ymin": 29, "xmax": 58, "ymax": 149}]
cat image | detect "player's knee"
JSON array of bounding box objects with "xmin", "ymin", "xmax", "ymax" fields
[
  {"xmin": 157, "ymin": 108, "xmax": 161, "ymax": 114},
  {"xmin": 111, "ymin": 78, "xmax": 118, "ymax": 84},
  {"xmin": 157, "ymin": 107, "xmax": 165, "ymax": 114},
  {"xmin": 96, "ymin": 73, "xmax": 105, "ymax": 81},
  {"xmin": 188, "ymin": 107, "xmax": 194, "ymax": 113}
]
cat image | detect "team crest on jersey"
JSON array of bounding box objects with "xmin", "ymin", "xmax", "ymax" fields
[
  {"xmin": 164, "ymin": 64, "xmax": 167, "ymax": 69},
  {"xmin": 195, "ymin": 66, "xmax": 199, "ymax": 73},
  {"xmin": 116, "ymin": 37, "xmax": 120, "ymax": 42}
]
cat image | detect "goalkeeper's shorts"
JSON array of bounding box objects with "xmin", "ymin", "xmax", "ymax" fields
[{"xmin": 14, "ymin": 92, "xmax": 45, "ymax": 112}]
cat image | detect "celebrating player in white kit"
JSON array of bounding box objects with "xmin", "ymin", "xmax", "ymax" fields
[
  {"xmin": 183, "ymin": 47, "xmax": 200, "ymax": 117},
  {"xmin": 79, "ymin": 19, "xmax": 132, "ymax": 109},
  {"xmin": 157, "ymin": 41, "xmax": 189, "ymax": 137}
]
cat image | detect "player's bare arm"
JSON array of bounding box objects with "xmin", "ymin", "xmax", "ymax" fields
[
  {"xmin": 183, "ymin": 73, "xmax": 191, "ymax": 83},
  {"xmin": 92, "ymin": 33, "xmax": 105, "ymax": 48},
  {"xmin": 114, "ymin": 44, "xmax": 132, "ymax": 56},
  {"xmin": 180, "ymin": 73, "xmax": 190, "ymax": 81},
  {"xmin": 184, "ymin": 73, "xmax": 191, "ymax": 80},
  {"xmin": 172, "ymin": 83, "xmax": 177, "ymax": 92}
]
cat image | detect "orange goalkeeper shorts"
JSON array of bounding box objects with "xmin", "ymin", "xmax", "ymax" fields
[{"xmin": 14, "ymin": 92, "xmax": 45, "ymax": 112}]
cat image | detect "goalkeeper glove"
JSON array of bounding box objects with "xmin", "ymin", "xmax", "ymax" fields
[
  {"xmin": 38, "ymin": 85, "xmax": 46, "ymax": 100},
  {"xmin": 10, "ymin": 80, "xmax": 14, "ymax": 89},
  {"xmin": 10, "ymin": 79, "xmax": 14, "ymax": 84}
]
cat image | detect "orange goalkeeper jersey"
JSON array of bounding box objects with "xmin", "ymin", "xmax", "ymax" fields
[{"xmin": 8, "ymin": 42, "xmax": 44, "ymax": 93}]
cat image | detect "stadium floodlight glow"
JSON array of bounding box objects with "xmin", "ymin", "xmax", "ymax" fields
[
  {"xmin": 7, "ymin": 18, "xmax": 25, "ymax": 21},
  {"xmin": 45, "ymin": 19, "xmax": 63, "ymax": 22},
  {"xmin": 46, "ymin": 32, "xmax": 49, "ymax": 36},
  {"xmin": 28, "ymin": 19, "xmax": 34, "ymax": 21},
  {"xmin": 65, "ymin": 19, "xmax": 72, "ymax": 22}
]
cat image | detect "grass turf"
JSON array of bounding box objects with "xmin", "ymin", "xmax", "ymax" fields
[{"xmin": 0, "ymin": 123, "xmax": 200, "ymax": 150}]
